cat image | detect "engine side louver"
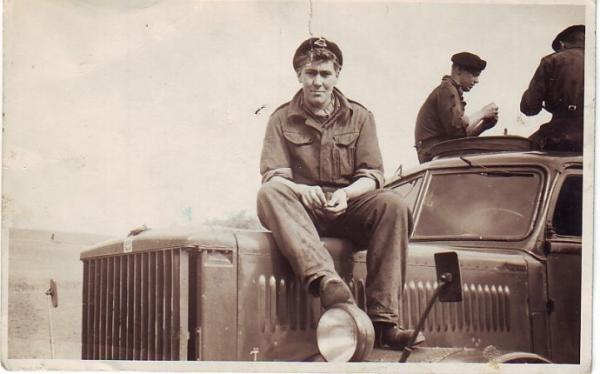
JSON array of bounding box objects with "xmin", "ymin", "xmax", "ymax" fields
[
  {"xmin": 398, "ymin": 281, "xmax": 511, "ymax": 333},
  {"xmin": 256, "ymin": 275, "xmax": 319, "ymax": 333}
]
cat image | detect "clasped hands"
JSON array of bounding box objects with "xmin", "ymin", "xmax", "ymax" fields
[
  {"xmin": 298, "ymin": 185, "xmax": 348, "ymax": 217},
  {"xmin": 482, "ymin": 102, "xmax": 499, "ymax": 129}
]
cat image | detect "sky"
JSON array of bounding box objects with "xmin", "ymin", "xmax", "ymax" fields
[{"xmin": 2, "ymin": 0, "xmax": 589, "ymax": 236}]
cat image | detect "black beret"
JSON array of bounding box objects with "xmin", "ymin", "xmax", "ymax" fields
[
  {"xmin": 451, "ymin": 52, "xmax": 487, "ymax": 72},
  {"xmin": 552, "ymin": 25, "xmax": 585, "ymax": 51},
  {"xmin": 292, "ymin": 37, "xmax": 343, "ymax": 70}
]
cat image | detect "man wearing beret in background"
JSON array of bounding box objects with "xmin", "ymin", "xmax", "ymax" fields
[
  {"xmin": 521, "ymin": 25, "xmax": 585, "ymax": 152},
  {"xmin": 414, "ymin": 52, "xmax": 499, "ymax": 163},
  {"xmin": 257, "ymin": 37, "xmax": 424, "ymax": 350}
]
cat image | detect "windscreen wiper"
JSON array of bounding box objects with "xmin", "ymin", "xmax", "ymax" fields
[{"xmin": 459, "ymin": 156, "xmax": 534, "ymax": 177}]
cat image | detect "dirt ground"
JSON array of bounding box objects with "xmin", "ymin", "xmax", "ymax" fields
[{"xmin": 7, "ymin": 228, "xmax": 110, "ymax": 359}]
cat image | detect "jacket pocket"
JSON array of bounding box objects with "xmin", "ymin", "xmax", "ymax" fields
[
  {"xmin": 283, "ymin": 131, "xmax": 316, "ymax": 175},
  {"xmin": 283, "ymin": 131, "xmax": 314, "ymax": 145},
  {"xmin": 332, "ymin": 132, "xmax": 359, "ymax": 178},
  {"xmin": 333, "ymin": 132, "xmax": 359, "ymax": 146}
]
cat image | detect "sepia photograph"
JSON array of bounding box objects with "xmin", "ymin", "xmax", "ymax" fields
[{"xmin": 2, "ymin": 0, "xmax": 595, "ymax": 373}]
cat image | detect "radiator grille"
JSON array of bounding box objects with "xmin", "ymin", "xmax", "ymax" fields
[{"xmin": 82, "ymin": 248, "xmax": 189, "ymax": 360}]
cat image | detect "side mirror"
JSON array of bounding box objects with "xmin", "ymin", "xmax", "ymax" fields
[
  {"xmin": 399, "ymin": 251, "xmax": 462, "ymax": 362},
  {"xmin": 434, "ymin": 252, "xmax": 463, "ymax": 302}
]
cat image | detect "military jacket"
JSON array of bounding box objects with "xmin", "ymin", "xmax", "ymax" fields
[
  {"xmin": 520, "ymin": 47, "xmax": 584, "ymax": 119},
  {"xmin": 414, "ymin": 76, "xmax": 469, "ymax": 162},
  {"xmin": 260, "ymin": 88, "xmax": 385, "ymax": 190}
]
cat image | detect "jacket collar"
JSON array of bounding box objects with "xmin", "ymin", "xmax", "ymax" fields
[
  {"xmin": 442, "ymin": 75, "xmax": 463, "ymax": 95},
  {"xmin": 287, "ymin": 87, "xmax": 352, "ymax": 125}
]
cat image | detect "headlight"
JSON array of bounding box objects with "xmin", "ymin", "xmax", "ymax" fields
[{"xmin": 316, "ymin": 303, "xmax": 374, "ymax": 362}]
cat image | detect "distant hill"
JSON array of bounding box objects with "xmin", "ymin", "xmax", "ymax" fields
[
  {"xmin": 7, "ymin": 227, "xmax": 113, "ymax": 359},
  {"xmin": 9, "ymin": 227, "xmax": 110, "ymax": 245}
]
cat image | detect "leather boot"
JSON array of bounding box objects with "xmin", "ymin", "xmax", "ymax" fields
[
  {"xmin": 374, "ymin": 323, "xmax": 426, "ymax": 350},
  {"xmin": 318, "ymin": 274, "xmax": 355, "ymax": 309}
]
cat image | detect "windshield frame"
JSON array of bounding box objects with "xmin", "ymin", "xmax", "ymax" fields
[{"xmin": 410, "ymin": 166, "xmax": 547, "ymax": 242}]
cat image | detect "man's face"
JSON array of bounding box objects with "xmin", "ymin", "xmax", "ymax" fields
[
  {"xmin": 456, "ymin": 69, "xmax": 480, "ymax": 92},
  {"xmin": 297, "ymin": 60, "xmax": 339, "ymax": 109}
]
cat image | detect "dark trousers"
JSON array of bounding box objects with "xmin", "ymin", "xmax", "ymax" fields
[
  {"xmin": 256, "ymin": 180, "xmax": 412, "ymax": 324},
  {"xmin": 529, "ymin": 116, "xmax": 583, "ymax": 152}
]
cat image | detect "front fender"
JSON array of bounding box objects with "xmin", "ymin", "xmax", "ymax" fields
[{"xmin": 365, "ymin": 346, "xmax": 551, "ymax": 363}]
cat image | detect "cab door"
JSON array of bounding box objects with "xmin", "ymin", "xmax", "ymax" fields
[{"xmin": 544, "ymin": 169, "xmax": 582, "ymax": 364}]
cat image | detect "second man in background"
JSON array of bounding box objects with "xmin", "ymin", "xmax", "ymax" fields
[{"xmin": 414, "ymin": 52, "xmax": 499, "ymax": 163}]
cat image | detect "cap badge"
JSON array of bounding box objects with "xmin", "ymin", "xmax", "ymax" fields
[{"xmin": 314, "ymin": 37, "xmax": 328, "ymax": 48}]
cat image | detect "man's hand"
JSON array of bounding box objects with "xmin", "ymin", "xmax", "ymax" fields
[
  {"xmin": 322, "ymin": 188, "xmax": 348, "ymax": 217},
  {"xmin": 298, "ymin": 185, "xmax": 328, "ymax": 210},
  {"xmin": 482, "ymin": 116, "xmax": 498, "ymax": 131},
  {"xmin": 481, "ymin": 103, "xmax": 499, "ymax": 131},
  {"xmin": 482, "ymin": 103, "xmax": 499, "ymax": 120},
  {"xmin": 466, "ymin": 103, "xmax": 499, "ymax": 136}
]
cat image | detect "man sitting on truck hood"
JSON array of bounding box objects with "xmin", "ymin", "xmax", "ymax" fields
[{"xmin": 257, "ymin": 37, "xmax": 423, "ymax": 350}]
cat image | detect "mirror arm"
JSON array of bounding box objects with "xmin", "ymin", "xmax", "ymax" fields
[{"xmin": 398, "ymin": 274, "xmax": 451, "ymax": 363}]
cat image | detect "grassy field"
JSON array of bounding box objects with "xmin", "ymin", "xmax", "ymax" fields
[{"xmin": 7, "ymin": 228, "xmax": 111, "ymax": 359}]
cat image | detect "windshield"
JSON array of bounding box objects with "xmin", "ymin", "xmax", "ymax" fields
[{"xmin": 413, "ymin": 171, "xmax": 542, "ymax": 240}]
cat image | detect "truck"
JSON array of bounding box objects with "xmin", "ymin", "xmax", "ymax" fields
[{"xmin": 80, "ymin": 136, "xmax": 583, "ymax": 364}]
